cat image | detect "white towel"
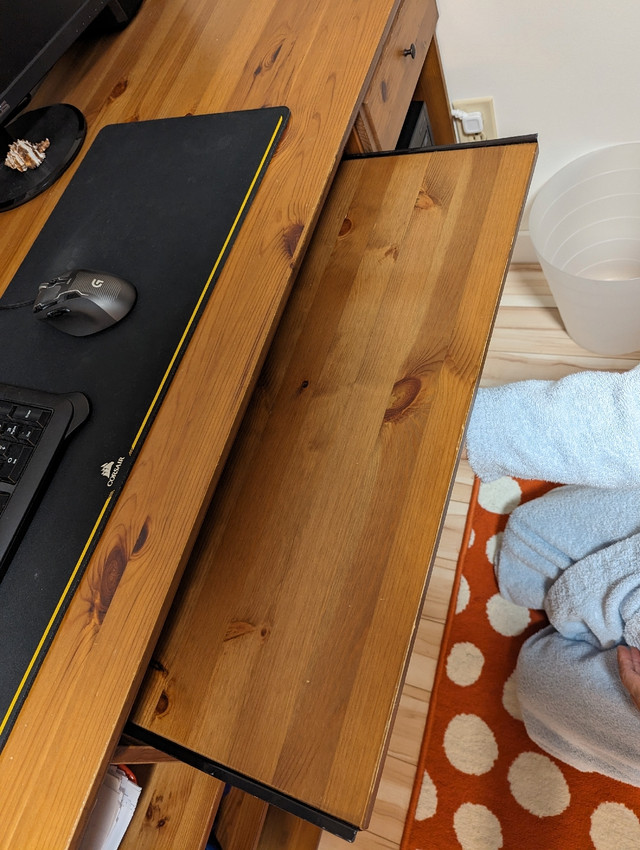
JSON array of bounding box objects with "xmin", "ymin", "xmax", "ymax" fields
[{"xmin": 466, "ymin": 365, "xmax": 640, "ymax": 488}]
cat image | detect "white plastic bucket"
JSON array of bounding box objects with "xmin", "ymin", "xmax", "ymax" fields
[{"xmin": 529, "ymin": 142, "xmax": 640, "ymax": 355}]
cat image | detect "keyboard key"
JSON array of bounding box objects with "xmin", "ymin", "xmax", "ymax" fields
[
  {"xmin": 0, "ymin": 463, "xmax": 14, "ymax": 484},
  {"xmin": 16, "ymin": 425, "xmax": 41, "ymax": 445},
  {"xmin": 12, "ymin": 406, "xmax": 49, "ymax": 425},
  {"xmin": 0, "ymin": 422, "xmax": 19, "ymax": 440},
  {"xmin": 0, "ymin": 383, "xmax": 90, "ymax": 576},
  {"xmin": 1, "ymin": 445, "xmax": 32, "ymax": 483}
]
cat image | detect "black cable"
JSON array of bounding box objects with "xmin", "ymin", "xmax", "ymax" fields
[{"xmin": 0, "ymin": 298, "xmax": 35, "ymax": 310}]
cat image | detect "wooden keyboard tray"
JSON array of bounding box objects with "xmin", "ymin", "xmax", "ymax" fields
[{"xmin": 128, "ymin": 139, "xmax": 537, "ymax": 839}]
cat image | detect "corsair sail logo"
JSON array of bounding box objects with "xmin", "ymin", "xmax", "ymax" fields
[{"xmin": 100, "ymin": 457, "xmax": 125, "ymax": 487}]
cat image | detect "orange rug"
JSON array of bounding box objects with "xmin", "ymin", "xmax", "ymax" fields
[{"xmin": 400, "ymin": 476, "xmax": 640, "ymax": 850}]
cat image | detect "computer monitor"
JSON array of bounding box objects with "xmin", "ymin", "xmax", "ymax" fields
[{"xmin": 0, "ymin": 0, "xmax": 142, "ymax": 212}]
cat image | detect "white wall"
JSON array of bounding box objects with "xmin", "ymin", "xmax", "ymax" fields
[{"xmin": 436, "ymin": 0, "xmax": 640, "ymax": 261}]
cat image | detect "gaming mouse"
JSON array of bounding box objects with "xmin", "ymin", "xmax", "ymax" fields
[{"xmin": 33, "ymin": 269, "xmax": 137, "ymax": 336}]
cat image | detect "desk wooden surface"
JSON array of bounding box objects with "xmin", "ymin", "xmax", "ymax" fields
[
  {"xmin": 0, "ymin": 0, "xmax": 407, "ymax": 846},
  {"xmin": 130, "ymin": 140, "xmax": 537, "ymax": 833}
]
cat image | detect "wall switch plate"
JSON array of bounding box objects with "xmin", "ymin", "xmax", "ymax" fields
[{"xmin": 452, "ymin": 97, "xmax": 498, "ymax": 142}]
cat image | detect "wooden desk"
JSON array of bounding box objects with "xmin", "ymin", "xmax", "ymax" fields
[
  {"xmin": 0, "ymin": 0, "xmax": 452, "ymax": 847},
  {"xmin": 128, "ymin": 140, "xmax": 536, "ymax": 841}
]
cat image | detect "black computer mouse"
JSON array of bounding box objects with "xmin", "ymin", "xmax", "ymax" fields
[{"xmin": 33, "ymin": 269, "xmax": 137, "ymax": 336}]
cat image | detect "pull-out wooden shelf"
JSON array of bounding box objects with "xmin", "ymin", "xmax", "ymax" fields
[{"xmin": 128, "ymin": 138, "xmax": 536, "ymax": 841}]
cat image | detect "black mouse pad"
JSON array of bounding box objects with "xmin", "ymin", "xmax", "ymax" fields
[{"xmin": 0, "ymin": 106, "xmax": 289, "ymax": 750}]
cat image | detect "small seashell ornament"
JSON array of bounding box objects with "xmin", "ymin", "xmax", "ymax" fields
[{"xmin": 4, "ymin": 138, "xmax": 51, "ymax": 172}]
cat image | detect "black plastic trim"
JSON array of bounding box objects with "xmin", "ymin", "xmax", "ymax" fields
[
  {"xmin": 125, "ymin": 722, "xmax": 359, "ymax": 842},
  {"xmin": 343, "ymin": 133, "xmax": 539, "ymax": 160}
]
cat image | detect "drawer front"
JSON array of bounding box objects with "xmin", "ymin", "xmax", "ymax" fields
[{"xmin": 359, "ymin": 0, "xmax": 438, "ymax": 151}]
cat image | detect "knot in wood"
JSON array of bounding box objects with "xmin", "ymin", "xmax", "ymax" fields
[
  {"xmin": 155, "ymin": 690, "xmax": 170, "ymax": 716},
  {"xmin": 283, "ymin": 222, "xmax": 304, "ymax": 258},
  {"xmin": 339, "ymin": 217, "xmax": 352, "ymax": 237},
  {"xmin": 415, "ymin": 188, "xmax": 439, "ymax": 210},
  {"xmin": 254, "ymin": 42, "xmax": 283, "ymax": 76},
  {"xmin": 90, "ymin": 542, "xmax": 127, "ymax": 623},
  {"xmin": 224, "ymin": 620, "xmax": 257, "ymax": 641},
  {"xmin": 109, "ymin": 78, "xmax": 128, "ymax": 100},
  {"xmin": 133, "ymin": 518, "xmax": 150, "ymax": 554},
  {"xmin": 384, "ymin": 376, "xmax": 421, "ymax": 422}
]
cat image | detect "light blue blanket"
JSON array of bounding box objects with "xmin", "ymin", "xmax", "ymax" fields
[
  {"xmin": 517, "ymin": 628, "xmax": 640, "ymax": 786},
  {"xmin": 466, "ymin": 364, "xmax": 640, "ymax": 488},
  {"xmin": 497, "ymin": 484, "xmax": 640, "ymax": 610},
  {"xmin": 466, "ymin": 364, "xmax": 640, "ymax": 785}
]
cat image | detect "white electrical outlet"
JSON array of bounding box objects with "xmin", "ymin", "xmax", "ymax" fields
[{"xmin": 452, "ymin": 97, "xmax": 498, "ymax": 142}]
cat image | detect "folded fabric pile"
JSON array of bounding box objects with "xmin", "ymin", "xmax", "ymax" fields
[
  {"xmin": 466, "ymin": 364, "xmax": 640, "ymax": 489},
  {"xmin": 466, "ymin": 364, "xmax": 640, "ymax": 785}
]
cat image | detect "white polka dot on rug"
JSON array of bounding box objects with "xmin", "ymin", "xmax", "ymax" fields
[
  {"xmin": 468, "ymin": 528, "xmax": 476, "ymax": 548},
  {"xmin": 486, "ymin": 532, "xmax": 503, "ymax": 565},
  {"xmin": 508, "ymin": 752, "xmax": 570, "ymax": 816},
  {"xmin": 456, "ymin": 575, "xmax": 470, "ymax": 614},
  {"xmin": 444, "ymin": 714, "xmax": 498, "ymax": 775},
  {"xmin": 477, "ymin": 477, "xmax": 522, "ymax": 515},
  {"xmin": 590, "ymin": 802, "xmax": 640, "ymax": 849},
  {"xmin": 446, "ymin": 641, "xmax": 484, "ymax": 686},
  {"xmin": 501, "ymin": 670, "xmax": 523, "ymax": 721},
  {"xmin": 486, "ymin": 593, "xmax": 530, "ymax": 636},
  {"xmin": 415, "ymin": 770, "xmax": 437, "ymax": 821},
  {"xmin": 453, "ymin": 802, "xmax": 503, "ymax": 850}
]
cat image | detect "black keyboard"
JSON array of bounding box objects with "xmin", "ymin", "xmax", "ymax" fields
[{"xmin": 0, "ymin": 383, "xmax": 90, "ymax": 577}]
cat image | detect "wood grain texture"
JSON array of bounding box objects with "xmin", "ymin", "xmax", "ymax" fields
[
  {"xmin": 0, "ymin": 0, "xmax": 407, "ymax": 847},
  {"xmin": 214, "ymin": 787, "xmax": 268, "ymax": 850},
  {"xmin": 130, "ymin": 142, "xmax": 536, "ymax": 829},
  {"xmin": 257, "ymin": 805, "xmax": 323, "ymax": 849},
  {"xmin": 111, "ymin": 744, "xmax": 177, "ymax": 764},
  {"xmin": 413, "ymin": 36, "xmax": 456, "ymax": 145},
  {"xmin": 116, "ymin": 762, "xmax": 223, "ymax": 850},
  {"xmin": 357, "ymin": 0, "xmax": 437, "ymax": 150}
]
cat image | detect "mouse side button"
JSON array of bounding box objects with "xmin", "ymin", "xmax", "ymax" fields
[{"xmin": 33, "ymin": 283, "xmax": 63, "ymax": 311}]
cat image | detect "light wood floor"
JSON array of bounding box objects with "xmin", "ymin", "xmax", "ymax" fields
[{"xmin": 318, "ymin": 263, "xmax": 640, "ymax": 850}]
